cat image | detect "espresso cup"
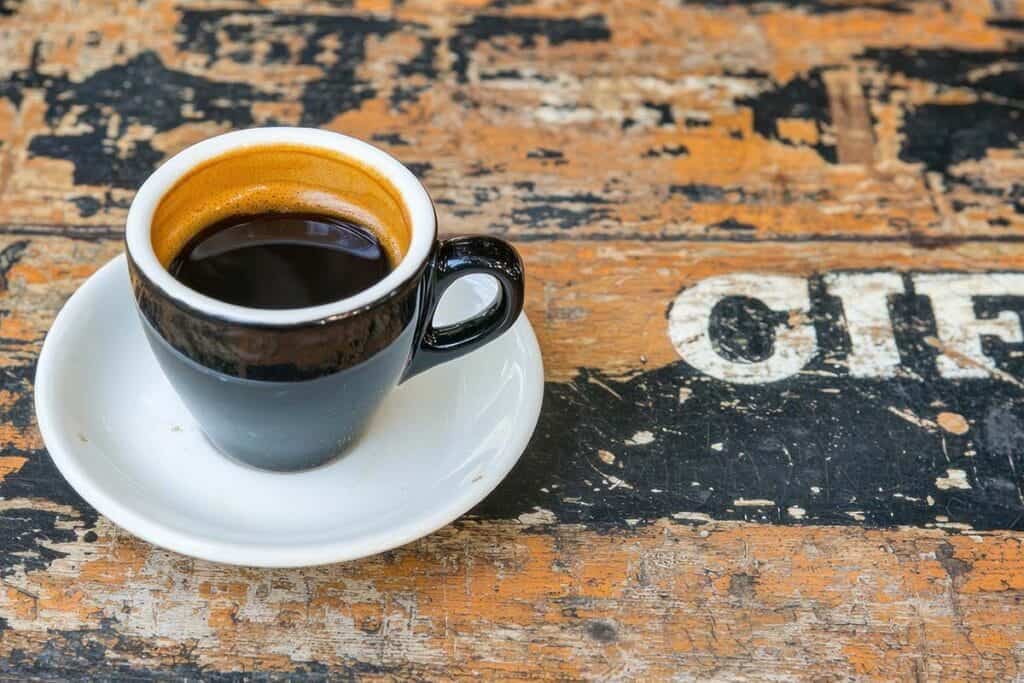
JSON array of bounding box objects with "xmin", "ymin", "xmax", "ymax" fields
[{"xmin": 125, "ymin": 128, "xmax": 524, "ymax": 471}]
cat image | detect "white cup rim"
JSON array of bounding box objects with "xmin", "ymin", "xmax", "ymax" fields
[{"xmin": 124, "ymin": 127, "xmax": 437, "ymax": 326}]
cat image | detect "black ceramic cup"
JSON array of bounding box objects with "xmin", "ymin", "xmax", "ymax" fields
[{"xmin": 125, "ymin": 128, "xmax": 524, "ymax": 471}]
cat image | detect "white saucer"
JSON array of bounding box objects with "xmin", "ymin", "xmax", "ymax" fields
[{"xmin": 35, "ymin": 256, "xmax": 543, "ymax": 567}]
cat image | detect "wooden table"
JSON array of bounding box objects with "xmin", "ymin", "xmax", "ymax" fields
[{"xmin": 2, "ymin": 0, "xmax": 1024, "ymax": 679}]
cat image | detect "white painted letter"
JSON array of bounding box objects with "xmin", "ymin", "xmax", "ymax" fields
[
  {"xmin": 913, "ymin": 274, "xmax": 1024, "ymax": 378},
  {"xmin": 824, "ymin": 272, "xmax": 905, "ymax": 378},
  {"xmin": 667, "ymin": 274, "xmax": 817, "ymax": 384}
]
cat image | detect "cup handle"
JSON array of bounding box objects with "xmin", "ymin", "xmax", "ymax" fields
[{"xmin": 401, "ymin": 236, "xmax": 525, "ymax": 382}]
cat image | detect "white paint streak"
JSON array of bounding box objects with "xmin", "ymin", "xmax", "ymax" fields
[
  {"xmin": 733, "ymin": 498, "xmax": 775, "ymax": 507},
  {"xmin": 825, "ymin": 272, "xmax": 905, "ymax": 378},
  {"xmin": 887, "ymin": 406, "xmax": 937, "ymax": 431},
  {"xmin": 914, "ymin": 273, "xmax": 1024, "ymax": 379},
  {"xmin": 672, "ymin": 511, "xmax": 713, "ymax": 522},
  {"xmin": 787, "ymin": 506, "xmax": 806, "ymax": 519},
  {"xmin": 710, "ymin": 442, "xmax": 724, "ymax": 452},
  {"xmin": 894, "ymin": 493, "xmax": 921, "ymax": 502}
]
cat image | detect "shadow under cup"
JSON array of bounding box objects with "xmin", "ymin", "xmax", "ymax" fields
[{"xmin": 126, "ymin": 132, "xmax": 524, "ymax": 471}]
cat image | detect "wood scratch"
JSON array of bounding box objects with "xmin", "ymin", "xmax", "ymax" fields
[
  {"xmin": 1004, "ymin": 451, "xmax": 1024, "ymax": 505},
  {"xmin": 588, "ymin": 375, "xmax": 623, "ymax": 400},
  {"xmin": 887, "ymin": 406, "xmax": 938, "ymax": 431},
  {"xmin": 587, "ymin": 460, "xmax": 634, "ymax": 490}
]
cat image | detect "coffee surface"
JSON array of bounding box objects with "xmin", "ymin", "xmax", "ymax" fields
[{"xmin": 169, "ymin": 213, "xmax": 392, "ymax": 309}]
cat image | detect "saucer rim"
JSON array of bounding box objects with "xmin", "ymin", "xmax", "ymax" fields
[{"xmin": 35, "ymin": 255, "xmax": 544, "ymax": 567}]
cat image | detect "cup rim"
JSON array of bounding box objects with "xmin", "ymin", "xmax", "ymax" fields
[{"xmin": 124, "ymin": 127, "xmax": 436, "ymax": 326}]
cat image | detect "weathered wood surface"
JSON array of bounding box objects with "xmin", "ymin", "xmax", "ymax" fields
[{"xmin": 4, "ymin": 0, "xmax": 1024, "ymax": 679}]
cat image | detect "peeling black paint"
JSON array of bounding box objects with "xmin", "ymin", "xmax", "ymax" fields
[
  {"xmin": 392, "ymin": 38, "xmax": 440, "ymax": 111},
  {"xmin": 0, "ymin": 241, "xmax": 28, "ymax": 291},
  {"xmin": 989, "ymin": 18, "xmax": 1024, "ymax": 30},
  {"xmin": 371, "ymin": 133, "xmax": 410, "ymax": 146},
  {"xmin": 643, "ymin": 144, "xmax": 689, "ymax": 158},
  {"xmin": 479, "ymin": 68, "xmax": 556, "ymax": 82},
  {"xmin": 448, "ymin": 14, "xmax": 611, "ymax": 82},
  {"xmin": 510, "ymin": 204, "xmax": 614, "ymax": 230},
  {"xmin": 737, "ymin": 69, "xmax": 837, "ymax": 163},
  {"xmin": 669, "ymin": 183, "xmax": 832, "ymax": 204},
  {"xmin": 671, "ymin": 184, "xmax": 732, "ymax": 202},
  {"xmin": 857, "ymin": 47, "xmax": 1024, "ymax": 178},
  {"xmin": 0, "ymin": 507, "xmax": 78, "ymax": 577},
  {"xmin": 708, "ymin": 218, "xmax": 757, "ymax": 232},
  {"xmin": 71, "ymin": 196, "xmax": 103, "ymax": 219},
  {"xmin": 177, "ymin": 9, "xmax": 412, "ymax": 125},
  {"xmin": 520, "ymin": 192, "xmax": 613, "ymax": 205},
  {"xmin": 642, "ymin": 101, "xmax": 675, "ymax": 126},
  {"xmin": 70, "ymin": 192, "xmax": 131, "ymax": 219},
  {"xmin": 900, "ymin": 102, "xmax": 1024, "ymax": 175},
  {"xmin": 527, "ymin": 148, "xmax": 565, "ymax": 160},
  {"xmin": 862, "ymin": 47, "xmax": 1024, "ymax": 100},
  {"xmin": 0, "ymin": 359, "xmax": 98, "ymax": 575},
  {"xmin": 24, "ymin": 51, "xmax": 274, "ymax": 188},
  {"xmin": 0, "ymin": 617, "xmax": 383, "ymax": 681},
  {"xmin": 404, "ymin": 161, "xmax": 433, "ymax": 179},
  {"xmin": 0, "ymin": 225, "xmax": 124, "ymax": 242},
  {"xmin": 398, "ymin": 36, "xmax": 440, "ymax": 80}
]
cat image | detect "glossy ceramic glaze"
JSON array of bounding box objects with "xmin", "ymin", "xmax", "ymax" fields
[
  {"xmin": 124, "ymin": 128, "xmax": 524, "ymax": 470},
  {"xmin": 35, "ymin": 257, "xmax": 544, "ymax": 567}
]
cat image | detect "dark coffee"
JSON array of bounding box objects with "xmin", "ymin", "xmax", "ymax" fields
[{"xmin": 169, "ymin": 213, "xmax": 392, "ymax": 309}]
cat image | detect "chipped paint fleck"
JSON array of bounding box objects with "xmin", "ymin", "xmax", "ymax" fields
[
  {"xmin": 937, "ymin": 411, "xmax": 970, "ymax": 435},
  {"xmin": 517, "ymin": 507, "xmax": 557, "ymax": 526},
  {"xmin": 625, "ymin": 430, "xmax": 654, "ymax": 446},
  {"xmin": 936, "ymin": 468, "xmax": 972, "ymax": 490}
]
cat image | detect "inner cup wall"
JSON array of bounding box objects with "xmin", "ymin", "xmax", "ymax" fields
[{"xmin": 150, "ymin": 143, "xmax": 412, "ymax": 269}]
